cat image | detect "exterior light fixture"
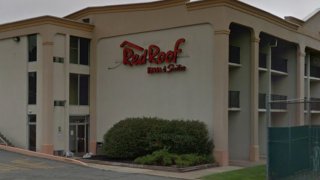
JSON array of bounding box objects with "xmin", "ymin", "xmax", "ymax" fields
[{"xmin": 13, "ymin": 36, "xmax": 20, "ymax": 42}]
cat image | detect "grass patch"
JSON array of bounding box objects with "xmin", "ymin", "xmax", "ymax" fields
[{"xmin": 201, "ymin": 165, "xmax": 266, "ymax": 180}]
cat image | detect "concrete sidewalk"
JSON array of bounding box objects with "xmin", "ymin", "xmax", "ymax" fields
[{"xmin": 87, "ymin": 163, "xmax": 243, "ymax": 180}]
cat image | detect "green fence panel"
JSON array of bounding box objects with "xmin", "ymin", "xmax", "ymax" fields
[{"xmin": 269, "ymin": 126, "xmax": 311, "ymax": 179}]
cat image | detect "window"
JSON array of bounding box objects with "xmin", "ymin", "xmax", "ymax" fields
[
  {"xmin": 69, "ymin": 74, "xmax": 89, "ymax": 105},
  {"xmin": 28, "ymin": 34, "xmax": 37, "ymax": 62},
  {"xmin": 28, "ymin": 115, "xmax": 36, "ymax": 151},
  {"xmin": 70, "ymin": 36, "xmax": 90, "ymax": 65},
  {"xmin": 28, "ymin": 72, "xmax": 37, "ymax": 104}
]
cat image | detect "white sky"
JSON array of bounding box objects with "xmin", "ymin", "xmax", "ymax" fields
[{"xmin": 0, "ymin": 0, "xmax": 319, "ymax": 24}]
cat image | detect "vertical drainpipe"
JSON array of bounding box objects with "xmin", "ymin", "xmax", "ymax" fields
[
  {"xmin": 306, "ymin": 53, "xmax": 311, "ymax": 125},
  {"xmin": 266, "ymin": 39, "xmax": 277, "ymax": 180}
]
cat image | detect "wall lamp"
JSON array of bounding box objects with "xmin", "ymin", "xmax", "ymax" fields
[{"xmin": 13, "ymin": 36, "xmax": 20, "ymax": 42}]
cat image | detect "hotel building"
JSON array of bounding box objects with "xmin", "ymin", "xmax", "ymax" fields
[{"xmin": 0, "ymin": 0, "xmax": 319, "ymax": 166}]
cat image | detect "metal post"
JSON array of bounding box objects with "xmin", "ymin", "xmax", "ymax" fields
[
  {"xmin": 266, "ymin": 40, "xmax": 276, "ymax": 180},
  {"xmin": 266, "ymin": 94, "xmax": 271, "ymax": 180},
  {"xmin": 306, "ymin": 53, "xmax": 311, "ymax": 125}
]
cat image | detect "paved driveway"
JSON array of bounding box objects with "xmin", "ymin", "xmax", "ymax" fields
[{"xmin": 0, "ymin": 150, "xmax": 178, "ymax": 180}]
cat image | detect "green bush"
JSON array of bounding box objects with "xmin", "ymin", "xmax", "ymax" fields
[
  {"xmin": 103, "ymin": 117, "xmax": 213, "ymax": 159},
  {"xmin": 134, "ymin": 149, "xmax": 176, "ymax": 166},
  {"xmin": 134, "ymin": 149, "xmax": 214, "ymax": 167},
  {"xmin": 175, "ymin": 154, "xmax": 214, "ymax": 167}
]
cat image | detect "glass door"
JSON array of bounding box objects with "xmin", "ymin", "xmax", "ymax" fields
[
  {"xmin": 69, "ymin": 116, "xmax": 89, "ymax": 155},
  {"xmin": 28, "ymin": 115, "xmax": 36, "ymax": 151}
]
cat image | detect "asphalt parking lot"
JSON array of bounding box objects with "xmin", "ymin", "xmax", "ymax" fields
[{"xmin": 0, "ymin": 150, "xmax": 178, "ymax": 180}]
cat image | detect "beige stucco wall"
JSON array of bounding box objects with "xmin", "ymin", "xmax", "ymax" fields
[
  {"xmin": 96, "ymin": 24, "xmax": 214, "ymax": 142},
  {"xmin": 0, "ymin": 37, "xmax": 28, "ymax": 148}
]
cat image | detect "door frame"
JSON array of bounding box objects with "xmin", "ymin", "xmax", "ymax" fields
[
  {"xmin": 27, "ymin": 114, "xmax": 37, "ymax": 151},
  {"xmin": 69, "ymin": 115, "xmax": 89, "ymax": 155}
]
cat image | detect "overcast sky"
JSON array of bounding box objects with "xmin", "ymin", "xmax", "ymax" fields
[{"xmin": 0, "ymin": 0, "xmax": 319, "ymax": 24}]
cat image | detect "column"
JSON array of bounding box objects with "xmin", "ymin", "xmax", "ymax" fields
[
  {"xmin": 296, "ymin": 46, "xmax": 305, "ymax": 125},
  {"xmin": 213, "ymin": 29, "xmax": 230, "ymax": 166},
  {"xmin": 40, "ymin": 31, "xmax": 55, "ymax": 154},
  {"xmin": 250, "ymin": 33, "xmax": 260, "ymax": 162},
  {"xmin": 89, "ymin": 38, "xmax": 97, "ymax": 154}
]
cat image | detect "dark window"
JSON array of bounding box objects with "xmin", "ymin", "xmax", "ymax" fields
[
  {"xmin": 28, "ymin": 72, "xmax": 37, "ymax": 104},
  {"xmin": 80, "ymin": 38, "xmax": 90, "ymax": 65},
  {"xmin": 69, "ymin": 74, "xmax": 79, "ymax": 105},
  {"xmin": 28, "ymin": 114, "xmax": 36, "ymax": 151},
  {"xmin": 70, "ymin": 37, "xmax": 78, "ymax": 64},
  {"xmin": 70, "ymin": 36, "xmax": 90, "ymax": 65},
  {"xmin": 79, "ymin": 75, "xmax": 89, "ymax": 105},
  {"xmin": 28, "ymin": 34, "xmax": 37, "ymax": 62},
  {"xmin": 69, "ymin": 74, "xmax": 89, "ymax": 105}
]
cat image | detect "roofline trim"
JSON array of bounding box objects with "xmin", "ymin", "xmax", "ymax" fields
[
  {"xmin": 0, "ymin": 16, "xmax": 94, "ymax": 33},
  {"xmin": 65, "ymin": 0, "xmax": 188, "ymax": 20},
  {"xmin": 186, "ymin": 0, "xmax": 299, "ymax": 31}
]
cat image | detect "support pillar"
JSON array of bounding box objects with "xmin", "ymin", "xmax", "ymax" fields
[
  {"xmin": 296, "ymin": 46, "xmax": 306, "ymax": 125},
  {"xmin": 89, "ymin": 38, "xmax": 97, "ymax": 154},
  {"xmin": 40, "ymin": 32, "xmax": 54, "ymax": 154},
  {"xmin": 213, "ymin": 29, "xmax": 230, "ymax": 166},
  {"xmin": 250, "ymin": 34, "xmax": 260, "ymax": 162}
]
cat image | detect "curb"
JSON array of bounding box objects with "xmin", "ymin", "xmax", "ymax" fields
[
  {"xmin": 80, "ymin": 158, "xmax": 218, "ymax": 172},
  {"xmin": 0, "ymin": 145, "xmax": 88, "ymax": 167}
]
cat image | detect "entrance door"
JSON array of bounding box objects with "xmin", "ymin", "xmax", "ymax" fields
[
  {"xmin": 77, "ymin": 124, "xmax": 85, "ymax": 153},
  {"xmin": 28, "ymin": 115, "xmax": 36, "ymax": 151},
  {"xmin": 69, "ymin": 116, "xmax": 89, "ymax": 155}
]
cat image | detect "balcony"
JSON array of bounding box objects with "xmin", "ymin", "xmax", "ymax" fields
[
  {"xmin": 259, "ymin": 93, "xmax": 266, "ymax": 109},
  {"xmin": 305, "ymin": 98, "xmax": 320, "ymax": 112},
  {"xmin": 259, "ymin": 53, "xmax": 288, "ymax": 74},
  {"xmin": 259, "ymin": 93, "xmax": 287, "ymax": 111},
  {"xmin": 259, "ymin": 53, "xmax": 267, "ymax": 69},
  {"xmin": 229, "ymin": 91, "xmax": 240, "ymax": 110},
  {"xmin": 271, "ymin": 58, "xmax": 288, "ymax": 73},
  {"xmin": 229, "ymin": 45, "xmax": 240, "ymax": 65},
  {"xmin": 305, "ymin": 65, "xmax": 320, "ymax": 79}
]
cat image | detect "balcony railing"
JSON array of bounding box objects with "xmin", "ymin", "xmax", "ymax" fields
[
  {"xmin": 258, "ymin": 53, "xmax": 288, "ymax": 73},
  {"xmin": 305, "ymin": 98, "xmax": 320, "ymax": 111},
  {"xmin": 229, "ymin": 91, "xmax": 240, "ymax": 108},
  {"xmin": 271, "ymin": 58, "xmax": 288, "ymax": 73},
  {"xmin": 259, "ymin": 53, "xmax": 267, "ymax": 68},
  {"xmin": 229, "ymin": 46, "xmax": 240, "ymax": 64},
  {"xmin": 259, "ymin": 93, "xmax": 266, "ymax": 109},
  {"xmin": 307, "ymin": 66, "xmax": 320, "ymax": 78},
  {"xmin": 310, "ymin": 98, "xmax": 320, "ymax": 111},
  {"xmin": 259, "ymin": 93, "xmax": 287, "ymax": 110}
]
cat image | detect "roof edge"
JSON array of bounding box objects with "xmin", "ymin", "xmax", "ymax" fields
[
  {"xmin": 186, "ymin": 0, "xmax": 299, "ymax": 30},
  {"xmin": 284, "ymin": 16, "xmax": 304, "ymax": 26},
  {"xmin": 65, "ymin": 0, "xmax": 188, "ymax": 20},
  {"xmin": 0, "ymin": 15, "xmax": 94, "ymax": 34}
]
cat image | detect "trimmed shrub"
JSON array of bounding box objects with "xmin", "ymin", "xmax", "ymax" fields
[
  {"xmin": 103, "ymin": 117, "xmax": 213, "ymax": 159},
  {"xmin": 175, "ymin": 154, "xmax": 214, "ymax": 168},
  {"xmin": 134, "ymin": 149, "xmax": 214, "ymax": 167},
  {"xmin": 134, "ymin": 149, "xmax": 176, "ymax": 166}
]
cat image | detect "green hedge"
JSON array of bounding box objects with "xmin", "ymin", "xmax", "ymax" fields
[
  {"xmin": 103, "ymin": 117, "xmax": 213, "ymax": 159},
  {"xmin": 134, "ymin": 149, "xmax": 214, "ymax": 167}
]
